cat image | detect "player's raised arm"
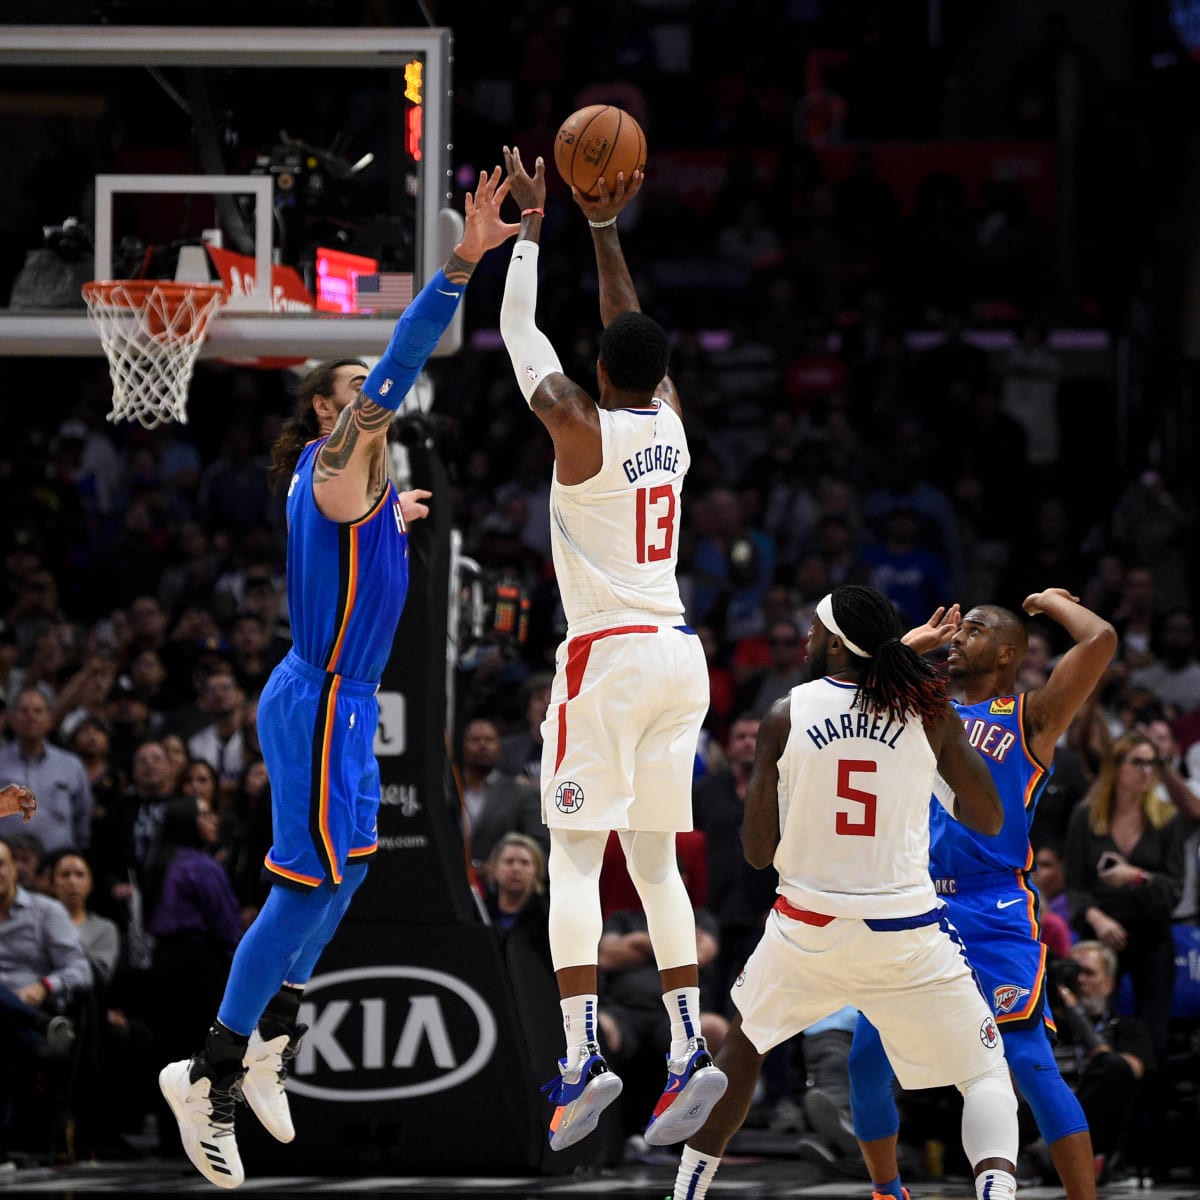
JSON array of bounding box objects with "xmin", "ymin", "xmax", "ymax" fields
[
  {"xmin": 314, "ymin": 167, "xmax": 518, "ymax": 522},
  {"xmin": 925, "ymin": 706, "xmax": 1004, "ymax": 835},
  {"xmin": 499, "ymin": 146, "xmax": 601, "ymax": 479},
  {"xmin": 742, "ymin": 697, "xmax": 789, "ymax": 868},
  {"xmin": 1021, "ymin": 589, "xmax": 1118, "ymax": 761}
]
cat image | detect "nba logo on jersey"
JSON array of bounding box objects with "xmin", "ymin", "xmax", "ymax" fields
[
  {"xmin": 992, "ymin": 984, "xmax": 1031, "ymax": 1014},
  {"xmin": 554, "ymin": 781, "xmax": 584, "ymax": 814},
  {"xmin": 979, "ymin": 1015, "xmax": 1000, "ymax": 1048},
  {"xmin": 989, "ymin": 696, "xmax": 1017, "ymax": 715}
]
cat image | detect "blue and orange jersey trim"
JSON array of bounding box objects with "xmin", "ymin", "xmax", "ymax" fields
[
  {"xmin": 307, "ymin": 672, "xmax": 344, "ymax": 888},
  {"xmin": 263, "ymin": 854, "xmax": 323, "ymax": 892},
  {"xmin": 323, "ymin": 487, "xmax": 393, "ymax": 674}
]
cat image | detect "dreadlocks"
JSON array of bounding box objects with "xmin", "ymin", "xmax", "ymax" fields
[
  {"xmin": 266, "ymin": 358, "xmax": 367, "ymax": 492},
  {"xmin": 830, "ymin": 585, "xmax": 948, "ymax": 727}
]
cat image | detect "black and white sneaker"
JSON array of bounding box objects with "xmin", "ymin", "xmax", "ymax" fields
[{"xmin": 159, "ymin": 1056, "xmax": 246, "ymax": 1189}]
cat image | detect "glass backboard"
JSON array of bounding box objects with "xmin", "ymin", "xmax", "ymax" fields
[{"xmin": 0, "ymin": 25, "xmax": 457, "ymax": 359}]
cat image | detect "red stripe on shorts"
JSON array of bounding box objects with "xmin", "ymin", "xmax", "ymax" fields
[
  {"xmin": 554, "ymin": 625, "xmax": 659, "ymax": 773},
  {"xmin": 773, "ymin": 896, "xmax": 836, "ymax": 926}
]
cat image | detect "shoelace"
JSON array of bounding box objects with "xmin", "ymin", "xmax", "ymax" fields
[
  {"xmin": 207, "ymin": 1075, "xmax": 245, "ymax": 1134},
  {"xmin": 276, "ymin": 1024, "xmax": 308, "ymax": 1083}
]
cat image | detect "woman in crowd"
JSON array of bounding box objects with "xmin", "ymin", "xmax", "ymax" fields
[{"xmin": 1063, "ymin": 729, "xmax": 1186, "ymax": 1057}]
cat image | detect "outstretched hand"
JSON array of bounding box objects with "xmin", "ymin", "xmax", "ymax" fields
[
  {"xmin": 502, "ymin": 146, "xmax": 547, "ymax": 214},
  {"xmin": 903, "ymin": 604, "xmax": 961, "ymax": 656},
  {"xmin": 571, "ymin": 166, "xmax": 643, "ymax": 226},
  {"xmin": 455, "ymin": 167, "xmax": 522, "ymax": 262}
]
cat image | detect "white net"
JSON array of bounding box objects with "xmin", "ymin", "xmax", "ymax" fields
[{"xmin": 82, "ymin": 280, "xmax": 226, "ymax": 428}]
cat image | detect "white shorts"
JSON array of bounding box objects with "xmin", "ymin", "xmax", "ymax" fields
[
  {"xmin": 540, "ymin": 622, "xmax": 708, "ymax": 832},
  {"xmin": 734, "ymin": 907, "xmax": 1004, "ymax": 1090}
]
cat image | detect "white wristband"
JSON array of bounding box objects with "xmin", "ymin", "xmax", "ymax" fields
[{"xmin": 588, "ymin": 216, "xmax": 618, "ymax": 228}]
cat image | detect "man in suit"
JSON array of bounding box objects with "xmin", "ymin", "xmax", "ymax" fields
[{"xmin": 461, "ymin": 717, "xmax": 548, "ymax": 873}]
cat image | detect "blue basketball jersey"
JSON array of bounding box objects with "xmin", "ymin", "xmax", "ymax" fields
[
  {"xmin": 284, "ymin": 439, "xmax": 409, "ymax": 683},
  {"xmin": 929, "ymin": 692, "xmax": 1050, "ymax": 878}
]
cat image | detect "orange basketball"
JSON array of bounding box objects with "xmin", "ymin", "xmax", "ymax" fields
[{"xmin": 553, "ymin": 105, "xmax": 647, "ymax": 200}]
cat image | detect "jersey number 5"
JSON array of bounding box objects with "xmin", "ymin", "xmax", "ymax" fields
[
  {"xmin": 636, "ymin": 485, "xmax": 676, "ymax": 564},
  {"xmin": 835, "ymin": 759, "xmax": 877, "ymax": 836}
]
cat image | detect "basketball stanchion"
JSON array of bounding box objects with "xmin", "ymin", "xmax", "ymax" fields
[{"xmin": 81, "ymin": 279, "xmax": 226, "ymax": 428}]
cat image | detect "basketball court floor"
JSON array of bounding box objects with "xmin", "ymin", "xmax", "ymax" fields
[{"xmin": 2, "ymin": 1130, "xmax": 1199, "ymax": 1198}]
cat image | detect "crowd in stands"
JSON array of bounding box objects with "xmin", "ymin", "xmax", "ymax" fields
[{"xmin": 0, "ymin": 0, "xmax": 1196, "ymax": 1183}]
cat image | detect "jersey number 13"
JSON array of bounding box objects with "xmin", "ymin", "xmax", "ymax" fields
[{"xmin": 635, "ymin": 485, "xmax": 676, "ymax": 564}]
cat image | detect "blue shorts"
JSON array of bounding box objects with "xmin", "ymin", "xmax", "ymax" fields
[
  {"xmin": 934, "ymin": 871, "xmax": 1052, "ymax": 1032},
  {"xmin": 258, "ymin": 651, "xmax": 381, "ymax": 892}
]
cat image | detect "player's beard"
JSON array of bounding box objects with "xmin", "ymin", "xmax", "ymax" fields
[{"xmin": 806, "ymin": 644, "xmax": 829, "ymax": 680}]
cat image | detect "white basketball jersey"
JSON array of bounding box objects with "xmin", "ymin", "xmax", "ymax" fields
[
  {"xmin": 774, "ymin": 677, "xmax": 940, "ymax": 919},
  {"xmin": 550, "ymin": 400, "xmax": 689, "ymax": 629}
]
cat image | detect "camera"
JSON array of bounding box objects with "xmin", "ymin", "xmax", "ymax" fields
[{"xmin": 1047, "ymin": 954, "xmax": 1082, "ymax": 995}]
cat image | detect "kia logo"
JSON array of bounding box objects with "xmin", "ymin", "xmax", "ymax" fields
[{"xmin": 289, "ymin": 966, "xmax": 497, "ymax": 1101}]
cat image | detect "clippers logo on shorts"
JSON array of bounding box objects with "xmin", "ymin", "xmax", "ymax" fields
[
  {"xmin": 980, "ymin": 1015, "xmax": 1000, "ymax": 1049},
  {"xmin": 554, "ymin": 781, "xmax": 584, "ymax": 814},
  {"xmin": 989, "ymin": 696, "xmax": 1017, "ymax": 716},
  {"xmin": 993, "ymin": 984, "xmax": 1031, "ymax": 1014}
]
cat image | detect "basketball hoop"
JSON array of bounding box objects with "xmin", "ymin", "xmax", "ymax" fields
[{"xmin": 82, "ymin": 280, "xmax": 226, "ymax": 428}]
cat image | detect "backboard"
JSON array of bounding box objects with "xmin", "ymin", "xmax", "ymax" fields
[{"xmin": 0, "ymin": 25, "xmax": 459, "ymax": 359}]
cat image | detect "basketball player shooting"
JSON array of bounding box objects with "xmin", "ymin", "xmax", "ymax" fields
[{"xmin": 499, "ymin": 146, "xmax": 727, "ymax": 1152}]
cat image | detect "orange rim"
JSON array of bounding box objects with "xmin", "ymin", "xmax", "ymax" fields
[{"xmin": 82, "ymin": 279, "xmax": 226, "ymax": 310}]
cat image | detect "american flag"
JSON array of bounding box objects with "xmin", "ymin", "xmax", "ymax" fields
[{"xmin": 353, "ymin": 272, "xmax": 415, "ymax": 312}]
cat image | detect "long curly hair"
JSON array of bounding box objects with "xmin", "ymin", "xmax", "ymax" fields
[
  {"xmin": 267, "ymin": 358, "xmax": 366, "ymax": 492},
  {"xmin": 830, "ymin": 585, "xmax": 948, "ymax": 726}
]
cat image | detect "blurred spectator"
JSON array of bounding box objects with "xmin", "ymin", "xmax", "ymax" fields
[
  {"xmin": 1081, "ymin": 553, "xmax": 1127, "ymax": 626},
  {"xmin": 1063, "ymin": 731, "xmax": 1186, "ymax": 1057},
  {"xmin": 728, "ymin": 586, "xmax": 800, "ymax": 696},
  {"xmin": 1129, "ymin": 609, "xmax": 1200, "ymax": 719},
  {"xmin": 1109, "ymin": 566, "xmax": 1159, "ymax": 672},
  {"xmin": 226, "ymin": 613, "xmax": 281, "ymax": 697},
  {"xmin": 126, "ymin": 648, "xmax": 170, "ymax": 718},
  {"xmin": 1034, "ymin": 840, "xmax": 1073, "ymax": 928},
  {"xmin": 692, "ymin": 714, "xmax": 778, "ymax": 1009},
  {"xmin": 458, "ymin": 716, "xmax": 547, "ymax": 873},
  {"xmin": 1046, "ymin": 939, "xmax": 1152, "ymax": 1181},
  {"xmin": 696, "ymin": 624, "xmax": 734, "ymax": 746},
  {"xmin": 158, "ymin": 733, "xmax": 190, "ymax": 795},
  {"xmin": 66, "ymin": 718, "xmax": 125, "ymax": 859},
  {"xmin": 482, "ymin": 832, "xmax": 551, "ymax": 973},
  {"xmin": 105, "ymin": 674, "xmax": 161, "ymax": 773},
  {"xmin": 0, "ymin": 687, "xmax": 93, "ymax": 854},
  {"xmin": 998, "ymin": 322, "xmax": 1063, "ymax": 485},
  {"xmin": 6, "ymin": 568, "xmax": 66, "ymax": 657},
  {"xmin": 859, "ymin": 502, "xmax": 951, "ymax": 628},
  {"xmin": 735, "ymin": 619, "xmax": 808, "ymax": 719},
  {"xmin": 185, "ymin": 668, "xmax": 248, "ymax": 793},
  {"xmin": 798, "ymin": 1007, "xmax": 864, "ymax": 1165},
  {"xmin": 498, "ymin": 673, "xmax": 552, "ymax": 784},
  {"xmin": 46, "ymin": 849, "xmax": 119, "ymax": 991},
  {"xmin": 52, "ymin": 650, "xmax": 117, "ymax": 742},
  {"xmin": 812, "ymin": 513, "xmax": 872, "ymax": 590},
  {"xmin": 7, "ymin": 830, "xmax": 47, "ymax": 894},
  {"xmin": 0, "ymin": 832, "xmax": 93, "ymax": 1167},
  {"xmin": 1109, "ymin": 472, "xmax": 1193, "ymax": 612},
  {"xmin": 222, "ymin": 757, "xmax": 272, "ymax": 930}
]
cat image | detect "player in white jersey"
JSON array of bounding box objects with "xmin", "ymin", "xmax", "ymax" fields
[
  {"xmin": 499, "ymin": 147, "xmax": 726, "ymax": 1153},
  {"xmin": 668, "ymin": 585, "xmax": 1021, "ymax": 1200}
]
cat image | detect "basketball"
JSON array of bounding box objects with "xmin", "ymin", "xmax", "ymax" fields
[{"xmin": 553, "ymin": 105, "xmax": 647, "ymax": 200}]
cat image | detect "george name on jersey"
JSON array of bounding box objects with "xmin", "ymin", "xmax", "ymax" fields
[
  {"xmin": 622, "ymin": 443, "xmax": 681, "ymax": 484},
  {"xmin": 805, "ymin": 709, "xmax": 904, "ymax": 750},
  {"xmin": 961, "ymin": 718, "xmax": 1016, "ymax": 762}
]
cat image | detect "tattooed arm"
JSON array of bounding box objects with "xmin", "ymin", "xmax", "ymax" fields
[{"xmin": 313, "ymin": 167, "xmax": 518, "ymax": 523}]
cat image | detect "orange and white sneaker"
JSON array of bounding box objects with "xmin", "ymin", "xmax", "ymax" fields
[{"xmin": 542, "ymin": 1041, "xmax": 623, "ymax": 1151}]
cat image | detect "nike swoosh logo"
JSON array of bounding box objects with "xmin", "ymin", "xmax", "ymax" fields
[
  {"xmin": 513, "ymin": 254, "xmax": 524, "ymax": 262},
  {"xmin": 436, "ymin": 288, "xmax": 460, "ymax": 297},
  {"xmin": 996, "ymin": 898, "xmax": 1023, "ymax": 909}
]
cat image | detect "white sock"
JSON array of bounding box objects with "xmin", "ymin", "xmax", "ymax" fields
[
  {"xmin": 664, "ymin": 986, "xmax": 702, "ymax": 1060},
  {"xmin": 674, "ymin": 1143, "xmax": 719, "ymax": 1199},
  {"xmin": 975, "ymin": 1168, "xmax": 1016, "ymax": 1200},
  {"xmin": 560, "ymin": 994, "xmax": 598, "ymax": 1057}
]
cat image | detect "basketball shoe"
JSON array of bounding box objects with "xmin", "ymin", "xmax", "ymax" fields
[
  {"xmin": 242, "ymin": 1022, "xmax": 307, "ymax": 1143},
  {"xmin": 159, "ymin": 1055, "xmax": 246, "ymax": 1189},
  {"xmin": 543, "ymin": 1041, "xmax": 623, "ymax": 1151},
  {"xmin": 643, "ymin": 1036, "xmax": 728, "ymax": 1146}
]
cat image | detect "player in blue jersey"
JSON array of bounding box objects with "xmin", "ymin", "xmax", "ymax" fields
[
  {"xmin": 848, "ymin": 589, "xmax": 1117, "ymax": 1200},
  {"xmin": 158, "ymin": 168, "xmax": 519, "ymax": 1190}
]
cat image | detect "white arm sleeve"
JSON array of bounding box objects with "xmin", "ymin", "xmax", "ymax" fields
[{"xmin": 499, "ymin": 240, "xmax": 564, "ymax": 406}]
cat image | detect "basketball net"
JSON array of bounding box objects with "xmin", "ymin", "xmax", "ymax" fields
[{"xmin": 82, "ymin": 280, "xmax": 226, "ymax": 428}]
